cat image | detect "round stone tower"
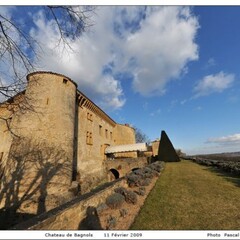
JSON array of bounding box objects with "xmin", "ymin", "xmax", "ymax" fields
[
  {"xmin": 25, "ymin": 71, "xmax": 77, "ymax": 149},
  {"xmin": 7, "ymin": 71, "xmax": 78, "ymax": 213}
]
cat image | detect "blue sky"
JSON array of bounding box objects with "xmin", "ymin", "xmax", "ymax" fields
[{"xmin": 1, "ymin": 6, "xmax": 240, "ymax": 154}]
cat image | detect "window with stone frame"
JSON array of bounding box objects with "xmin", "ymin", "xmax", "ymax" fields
[
  {"xmin": 86, "ymin": 131, "xmax": 93, "ymax": 145},
  {"xmin": 87, "ymin": 112, "xmax": 93, "ymax": 121}
]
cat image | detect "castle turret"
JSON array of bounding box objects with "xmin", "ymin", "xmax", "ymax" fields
[
  {"xmin": 25, "ymin": 72, "xmax": 77, "ymax": 161},
  {"xmin": 3, "ymin": 72, "xmax": 77, "ymax": 213}
]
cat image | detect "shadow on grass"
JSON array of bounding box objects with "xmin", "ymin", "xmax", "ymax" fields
[{"xmin": 203, "ymin": 166, "xmax": 240, "ymax": 187}]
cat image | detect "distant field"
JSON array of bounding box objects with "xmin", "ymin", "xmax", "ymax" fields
[
  {"xmin": 195, "ymin": 153, "xmax": 240, "ymax": 162},
  {"xmin": 131, "ymin": 160, "xmax": 240, "ymax": 230}
]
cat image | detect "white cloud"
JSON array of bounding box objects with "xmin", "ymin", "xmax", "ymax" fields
[
  {"xmin": 124, "ymin": 7, "xmax": 199, "ymax": 96},
  {"xmin": 1, "ymin": 6, "xmax": 199, "ymax": 109},
  {"xmin": 185, "ymin": 134, "xmax": 240, "ymax": 155},
  {"xmin": 180, "ymin": 99, "xmax": 187, "ymax": 105},
  {"xmin": 186, "ymin": 144, "xmax": 239, "ymax": 155},
  {"xmin": 150, "ymin": 108, "xmax": 161, "ymax": 117},
  {"xmin": 207, "ymin": 58, "xmax": 216, "ymax": 66},
  {"xmin": 0, "ymin": 6, "xmax": 14, "ymax": 16},
  {"xmin": 207, "ymin": 133, "xmax": 240, "ymax": 144},
  {"xmin": 204, "ymin": 57, "xmax": 216, "ymax": 69},
  {"xmin": 228, "ymin": 95, "xmax": 239, "ymax": 103},
  {"xmin": 196, "ymin": 106, "xmax": 202, "ymax": 111},
  {"xmin": 194, "ymin": 71, "xmax": 235, "ymax": 98},
  {"xmin": 29, "ymin": 8, "xmax": 126, "ymax": 110}
]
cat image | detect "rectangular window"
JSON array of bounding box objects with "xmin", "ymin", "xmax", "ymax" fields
[
  {"xmin": 110, "ymin": 132, "xmax": 113, "ymax": 140},
  {"xmin": 86, "ymin": 131, "xmax": 93, "ymax": 145},
  {"xmin": 86, "ymin": 131, "xmax": 89, "ymax": 144},
  {"xmin": 99, "ymin": 125, "xmax": 102, "ymax": 136},
  {"xmin": 87, "ymin": 112, "xmax": 93, "ymax": 121},
  {"xmin": 105, "ymin": 129, "xmax": 108, "ymax": 139},
  {"xmin": 89, "ymin": 132, "xmax": 93, "ymax": 145}
]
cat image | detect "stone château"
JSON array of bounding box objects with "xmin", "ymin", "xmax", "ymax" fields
[{"xmin": 0, "ymin": 71, "xmax": 139, "ymax": 214}]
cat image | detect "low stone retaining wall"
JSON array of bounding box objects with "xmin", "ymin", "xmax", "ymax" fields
[
  {"xmin": 106, "ymin": 157, "xmax": 150, "ymax": 178},
  {"xmin": 12, "ymin": 161, "xmax": 164, "ymax": 230},
  {"xmin": 12, "ymin": 178, "xmax": 127, "ymax": 230}
]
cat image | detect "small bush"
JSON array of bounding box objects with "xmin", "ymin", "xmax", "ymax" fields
[
  {"xmin": 125, "ymin": 190, "xmax": 138, "ymax": 204},
  {"xmin": 126, "ymin": 173, "xmax": 142, "ymax": 187},
  {"xmin": 144, "ymin": 172, "xmax": 154, "ymax": 179},
  {"xmin": 135, "ymin": 167, "xmax": 155, "ymax": 179},
  {"xmin": 148, "ymin": 164, "xmax": 161, "ymax": 173},
  {"xmin": 115, "ymin": 187, "xmax": 137, "ymax": 204},
  {"xmin": 149, "ymin": 161, "xmax": 164, "ymax": 172},
  {"xmin": 96, "ymin": 203, "xmax": 108, "ymax": 214},
  {"xmin": 106, "ymin": 193, "xmax": 125, "ymax": 209},
  {"xmin": 144, "ymin": 167, "xmax": 153, "ymax": 172},
  {"xmin": 114, "ymin": 187, "xmax": 127, "ymax": 195},
  {"xmin": 139, "ymin": 178, "xmax": 151, "ymax": 186},
  {"xmin": 134, "ymin": 169, "xmax": 145, "ymax": 177},
  {"xmin": 151, "ymin": 169, "xmax": 159, "ymax": 177},
  {"xmin": 107, "ymin": 215, "xmax": 117, "ymax": 229},
  {"xmin": 135, "ymin": 187, "xmax": 146, "ymax": 196}
]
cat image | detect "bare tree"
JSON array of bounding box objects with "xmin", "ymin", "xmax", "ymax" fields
[
  {"xmin": 0, "ymin": 6, "xmax": 95, "ymax": 101},
  {"xmin": 134, "ymin": 127, "xmax": 150, "ymax": 143},
  {"xmin": 175, "ymin": 149, "xmax": 186, "ymax": 158}
]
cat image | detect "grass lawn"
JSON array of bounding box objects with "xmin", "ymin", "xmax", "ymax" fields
[{"xmin": 131, "ymin": 160, "xmax": 240, "ymax": 230}]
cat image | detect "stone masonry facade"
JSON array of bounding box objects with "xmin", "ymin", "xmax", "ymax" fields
[{"xmin": 0, "ymin": 71, "xmax": 136, "ymax": 215}]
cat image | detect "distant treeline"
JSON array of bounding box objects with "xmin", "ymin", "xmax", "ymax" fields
[
  {"xmin": 193, "ymin": 152, "xmax": 240, "ymax": 162},
  {"xmin": 183, "ymin": 154, "xmax": 240, "ymax": 175}
]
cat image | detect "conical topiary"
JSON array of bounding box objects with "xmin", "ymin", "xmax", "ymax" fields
[{"xmin": 158, "ymin": 131, "xmax": 180, "ymax": 162}]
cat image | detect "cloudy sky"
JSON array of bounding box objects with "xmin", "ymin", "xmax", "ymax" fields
[{"xmin": 1, "ymin": 6, "xmax": 240, "ymax": 154}]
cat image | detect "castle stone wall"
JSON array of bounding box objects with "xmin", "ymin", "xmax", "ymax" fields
[
  {"xmin": 152, "ymin": 140, "xmax": 160, "ymax": 157},
  {"xmin": 0, "ymin": 72, "xmax": 77, "ymax": 214},
  {"xmin": 0, "ymin": 107, "xmax": 13, "ymax": 177},
  {"xmin": 113, "ymin": 124, "xmax": 137, "ymax": 158},
  {"xmin": 0, "ymin": 71, "xmax": 137, "ymax": 216},
  {"xmin": 77, "ymin": 103, "xmax": 116, "ymax": 193},
  {"xmin": 12, "ymin": 178, "xmax": 126, "ymax": 230},
  {"xmin": 106, "ymin": 157, "xmax": 149, "ymax": 178}
]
